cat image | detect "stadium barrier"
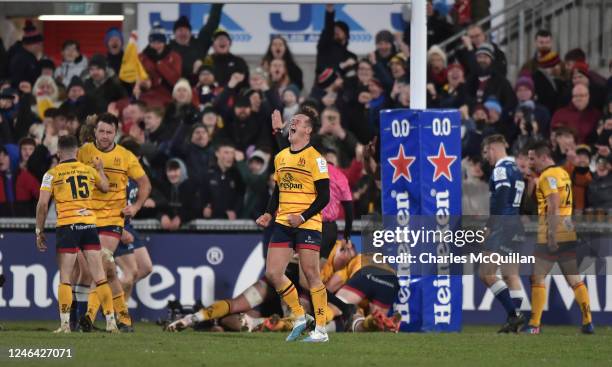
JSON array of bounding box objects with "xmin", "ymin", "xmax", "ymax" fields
[{"xmin": 1, "ymin": 219, "xmax": 611, "ymax": 325}]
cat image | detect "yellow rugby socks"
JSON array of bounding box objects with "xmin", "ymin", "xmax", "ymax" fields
[
  {"xmin": 113, "ymin": 292, "xmax": 132, "ymax": 326},
  {"xmin": 573, "ymin": 282, "xmax": 592, "ymax": 325},
  {"xmin": 95, "ymin": 281, "xmax": 114, "ymax": 317},
  {"xmin": 310, "ymin": 285, "xmax": 327, "ymax": 328},
  {"xmin": 196, "ymin": 300, "xmax": 231, "ymax": 321},
  {"xmin": 529, "ymin": 284, "xmax": 546, "ymax": 327},
  {"xmin": 276, "ymin": 280, "xmax": 305, "ymax": 318},
  {"xmin": 86, "ymin": 289, "xmax": 101, "ymax": 321},
  {"xmin": 58, "ymin": 283, "xmax": 73, "ymax": 326}
]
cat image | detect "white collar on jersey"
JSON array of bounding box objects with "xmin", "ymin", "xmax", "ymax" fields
[{"xmin": 495, "ymin": 156, "xmax": 515, "ymax": 167}]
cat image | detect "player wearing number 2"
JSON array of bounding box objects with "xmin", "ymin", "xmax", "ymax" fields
[
  {"xmin": 35, "ymin": 135, "xmax": 118, "ymax": 333},
  {"xmin": 480, "ymin": 134, "xmax": 527, "ymax": 333},
  {"xmin": 525, "ymin": 141, "xmax": 594, "ymax": 334}
]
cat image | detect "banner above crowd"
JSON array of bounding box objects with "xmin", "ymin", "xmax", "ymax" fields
[{"xmin": 137, "ymin": 3, "xmax": 406, "ymax": 55}]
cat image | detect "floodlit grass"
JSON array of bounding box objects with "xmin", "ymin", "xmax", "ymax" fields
[{"xmin": 0, "ymin": 321, "xmax": 610, "ymax": 367}]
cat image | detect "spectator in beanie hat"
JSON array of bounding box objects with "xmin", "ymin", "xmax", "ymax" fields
[
  {"xmin": 83, "ymin": 54, "xmax": 127, "ymax": 115},
  {"xmin": 513, "ymin": 75, "xmax": 550, "ymax": 137},
  {"xmin": 199, "ymin": 28, "xmax": 249, "ymax": 88},
  {"xmin": 59, "ymin": 76, "xmax": 92, "ymax": 121},
  {"xmin": 567, "ymin": 61, "xmax": 607, "ymax": 110},
  {"xmin": 564, "ymin": 48, "xmax": 608, "ymax": 87},
  {"xmin": 467, "ymin": 42, "xmax": 517, "ymax": 110},
  {"xmin": 9, "ymin": 20, "xmax": 43, "ymax": 87},
  {"xmin": 39, "ymin": 58, "xmax": 55, "ymax": 78},
  {"xmin": 532, "ymin": 50, "xmax": 566, "ymax": 114},
  {"xmin": 170, "ymin": 4, "xmax": 224, "ymax": 80},
  {"xmin": 138, "ymin": 22, "xmax": 182, "ymax": 108},
  {"xmin": 104, "ymin": 27, "xmax": 124, "ymax": 75},
  {"xmin": 316, "ymin": 4, "xmax": 357, "ymax": 75}
]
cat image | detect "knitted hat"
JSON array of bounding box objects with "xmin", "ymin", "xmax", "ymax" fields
[
  {"xmin": 515, "ymin": 75, "xmax": 535, "ymax": 93},
  {"xmin": 375, "ymin": 30, "xmax": 394, "ymax": 44},
  {"xmin": 447, "ymin": 62, "xmax": 464, "ymax": 73},
  {"xmin": 575, "ymin": 144, "xmax": 592, "ymax": 158},
  {"xmin": 389, "ymin": 52, "xmax": 407, "ymax": 67},
  {"xmin": 39, "ymin": 58, "xmax": 55, "ymax": 71},
  {"xmin": 282, "ymin": 84, "xmax": 300, "ymax": 100},
  {"xmin": 334, "ymin": 21, "xmax": 350, "ymax": 42},
  {"xmin": 234, "ymin": 96, "xmax": 251, "ymax": 108},
  {"xmin": 475, "ymin": 42, "xmax": 495, "ymax": 60},
  {"xmin": 0, "ymin": 88, "xmax": 17, "ymax": 100},
  {"xmin": 89, "ymin": 54, "xmax": 108, "ymax": 70},
  {"xmin": 22, "ymin": 20, "xmax": 43, "ymax": 45},
  {"xmin": 564, "ymin": 48, "xmax": 586, "ymax": 63},
  {"xmin": 173, "ymin": 15, "xmax": 192, "ymax": 32},
  {"xmin": 197, "ymin": 64, "xmax": 215, "ymax": 75},
  {"xmin": 172, "ymin": 78, "xmax": 192, "ymax": 99},
  {"xmin": 484, "ymin": 98, "xmax": 502, "ymax": 115},
  {"xmin": 67, "ymin": 76, "xmax": 84, "ymax": 91},
  {"xmin": 317, "ymin": 68, "xmax": 338, "ymax": 89},
  {"xmin": 427, "ymin": 45, "xmax": 447, "ymax": 67},
  {"xmin": 212, "ymin": 29, "xmax": 231, "ymax": 41},
  {"xmin": 104, "ymin": 27, "xmax": 124, "ymax": 47},
  {"xmin": 571, "ymin": 61, "xmax": 589, "ymax": 77},
  {"xmin": 149, "ymin": 22, "xmax": 167, "ymax": 44},
  {"xmin": 537, "ymin": 51, "xmax": 561, "ymax": 68}
]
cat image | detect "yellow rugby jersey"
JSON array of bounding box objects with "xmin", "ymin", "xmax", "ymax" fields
[
  {"xmin": 321, "ymin": 241, "xmax": 363, "ymax": 285},
  {"xmin": 77, "ymin": 142, "xmax": 145, "ymax": 227},
  {"xmin": 321, "ymin": 241, "xmax": 342, "ymax": 283},
  {"xmin": 536, "ymin": 166, "xmax": 577, "ymax": 244},
  {"xmin": 40, "ymin": 160, "xmax": 101, "ymax": 226},
  {"xmin": 274, "ymin": 145, "xmax": 329, "ymax": 231}
]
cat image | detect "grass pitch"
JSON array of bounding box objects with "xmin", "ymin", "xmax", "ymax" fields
[{"xmin": 0, "ymin": 321, "xmax": 610, "ymax": 367}]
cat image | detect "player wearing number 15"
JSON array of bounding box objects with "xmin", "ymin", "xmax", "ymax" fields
[
  {"xmin": 35, "ymin": 135, "xmax": 118, "ymax": 333},
  {"xmin": 525, "ymin": 141, "xmax": 594, "ymax": 334}
]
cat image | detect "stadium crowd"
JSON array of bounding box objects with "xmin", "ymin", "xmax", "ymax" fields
[{"xmin": 0, "ymin": 1, "xmax": 610, "ymax": 229}]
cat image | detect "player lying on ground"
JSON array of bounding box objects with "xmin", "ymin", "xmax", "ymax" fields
[
  {"xmin": 524, "ymin": 142, "xmax": 594, "ymax": 334},
  {"xmin": 35, "ymin": 135, "xmax": 118, "ymax": 333},
  {"xmin": 165, "ymin": 240, "xmax": 355, "ymax": 332},
  {"xmin": 480, "ymin": 134, "xmax": 527, "ymax": 333}
]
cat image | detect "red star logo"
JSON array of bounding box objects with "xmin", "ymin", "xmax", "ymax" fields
[
  {"xmin": 427, "ymin": 143, "xmax": 457, "ymax": 182},
  {"xmin": 388, "ymin": 145, "xmax": 416, "ymax": 183}
]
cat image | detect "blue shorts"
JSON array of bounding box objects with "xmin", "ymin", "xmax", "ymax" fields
[
  {"xmin": 484, "ymin": 220, "xmax": 524, "ymax": 255},
  {"xmin": 268, "ymin": 223, "xmax": 322, "ymax": 252},
  {"xmin": 113, "ymin": 224, "xmax": 144, "ymax": 257},
  {"xmin": 343, "ymin": 266, "xmax": 399, "ymax": 309}
]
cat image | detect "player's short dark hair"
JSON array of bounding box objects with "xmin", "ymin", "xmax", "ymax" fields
[
  {"xmin": 536, "ymin": 29, "xmax": 552, "ymax": 38},
  {"xmin": 299, "ymin": 105, "xmax": 320, "ymax": 133},
  {"xmin": 96, "ymin": 112, "xmax": 119, "ymax": 130},
  {"xmin": 528, "ymin": 140, "xmax": 552, "ymax": 158},
  {"xmin": 58, "ymin": 135, "xmax": 78, "ymax": 151},
  {"xmin": 482, "ymin": 134, "xmax": 507, "ymax": 148}
]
